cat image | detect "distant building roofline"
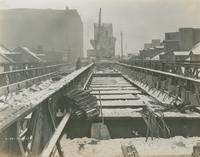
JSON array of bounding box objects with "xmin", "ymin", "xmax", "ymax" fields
[{"xmin": 0, "ymin": 53, "xmax": 15, "ymax": 63}]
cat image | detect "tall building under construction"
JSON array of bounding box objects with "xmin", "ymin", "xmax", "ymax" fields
[
  {"xmin": 0, "ymin": 8, "xmax": 83, "ymax": 62},
  {"xmin": 87, "ymin": 9, "xmax": 116, "ymax": 58}
]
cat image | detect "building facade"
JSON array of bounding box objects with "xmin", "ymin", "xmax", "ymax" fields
[
  {"xmin": 0, "ymin": 8, "xmax": 83, "ymax": 62},
  {"xmin": 163, "ymin": 32, "xmax": 180, "ymax": 52},
  {"xmin": 139, "ymin": 39, "xmax": 163, "ymax": 59},
  {"xmin": 179, "ymin": 28, "xmax": 200, "ymax": 51},
  {"xmin": 163, "ymin": 28, "xmax": 200, "ymax": 53}
]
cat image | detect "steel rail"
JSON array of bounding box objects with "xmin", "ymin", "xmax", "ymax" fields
[
  {"xmin": 120, "ymin": 60, "xmax": 200, "ymax": 79},
  {"xmin": 0, "ymin": 63, "xmax": 72, "ymax": 87},
  {"xmin": 117, "ymin": 62, "xmax": 200, "ymax": 84},
  {"xmin": 0, "ymin": 63, "xmax": 94, "ymax": 133}
]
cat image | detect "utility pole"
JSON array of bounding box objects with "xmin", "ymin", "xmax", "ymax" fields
[
  {"xmin": 98, "ymin": 8, "xmax": 101, "ymax": 28},
  {"xmin": 95, "ymin": 8, "xmax": 102, "ymax": 56},
  {"xmin": 120, "ymin": 32, "xmax": 124, "ymax": 59}
]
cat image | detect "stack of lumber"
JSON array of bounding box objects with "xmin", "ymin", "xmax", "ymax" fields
[{"xmin": 66, "ymin": 89, "xmax": 99, "ymax": 119}]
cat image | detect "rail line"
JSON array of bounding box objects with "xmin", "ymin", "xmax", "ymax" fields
[
  {"xmin": 0, "ymin": 63, "xmax": 73, "ymax": 87},
  {"xmin": 1, "ymin": 61, "xmax": 200, "ymax": 157},
  {"xmin": 121, "ymin": 60, "xmax": 200, "ymax": 79},
  {"xmin": 0, "ymin": 63, "xmax": 94, "ymax": 157}
]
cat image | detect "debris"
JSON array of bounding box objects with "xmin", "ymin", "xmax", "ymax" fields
[
  {"xmin": 66, "ymin": 89, "xmax": 99, "ymax": 119},
  {"xmin": 61, "ymin": 137, "xmax": 200, "ymax": 157},
  {"xmin": 87, "ymin": 139, "xmax": 99, "ymax": 145},
  {"xmin": 78, "ymin": 143, "xmax": 85, "ymax": 151},
  {"xmin": 141, "ymin": 108, "xmax": 170, "ymax": 141},
  {"xmin": 121, "ymin": 143, "xmax": 140, "ymax": 157}
]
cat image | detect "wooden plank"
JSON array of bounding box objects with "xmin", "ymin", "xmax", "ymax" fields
[
  {"xmin": 40, "ymin": 113, "xmax": 71, "ymax": 157},
  {"xmin": 92, "ymin": 79, "xmax": 123, "ymax": 81},
  {"xmin": 97, "ymin": 94, "xmax": 140, "ymax": 100},
  {"xmin": 16, "ymin": 121, "xmax": 25, "ymax": 157},
  {"xmin": 83, "ymin": 72, "xmax": 93, "ymax": 89},
  {"xmin": 91, "ymin": 87, "xmax": 137, "ymax": 91},
  {"xmin": 91, "ymin": 90, "xmax": 141, "ymax": 95},
  {"xmin": 92, "ymin": 73, "xmax": 121, "ymax": 77},
  {"xmin": 47, "ymin": 104, "xmax": 64, "ymax": 157},
  {"xmin": 102, "ymin": 108, "xmax": 143, "ymax": 118},
  {"xmin": 92, "ymin": 79, "xmax": 127, "ymax": 83},
  {"xmin": 97, "ymin": 100, "xmax": 146, "ymax": 108},
  {"xmin": 90, "ymin": 85, "xmax": 133, "ymax": 88},
  {"xmin": 91, "ymin": 79, "xmax": 128, "ymax": 83},
  {"xmin": 31, "ymin": 107, "xmax": 45, "ymax": 156},
  {"xmin": 91, "ymin": 82, "xmax": 131, "ymax": 85}
]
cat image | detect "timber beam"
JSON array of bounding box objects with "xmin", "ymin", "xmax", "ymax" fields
[
  {"xmin": 114, "ymin": 62, "xmax": 200, "ymax": 107},
  {"xmin": 0, "ymin": 63, "xmax": 94, "ymax": 157}
]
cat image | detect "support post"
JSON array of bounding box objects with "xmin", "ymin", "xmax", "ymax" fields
[
  {"xmin": 121, "ymin": 32, "xmax": 124, "ymax": 59},
  {"xmin": 193, "ymin": 143, "xmax": 200, "ymax": 157}
]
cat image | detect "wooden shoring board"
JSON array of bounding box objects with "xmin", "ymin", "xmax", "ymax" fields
[
  {"xmin": 92, "ymin": 78, "xmax": 126, "ymax": 81},
  {"xmin": 91, "ymin": 87, "xmax": 137, "ymax": 91},
  {"xmin": 101, "ymin": 108, "xmax": 143, "ymax": 118},
  {"xmin": 155, "ymin": 112, "xmax": 200, "ymax": 119},
  {"xmin": 92, "ymin": 78, "xmax": 125, "ymax": 81},
  {"xmin": 97, "ymin": 94, "xmax": 140, "ymax": 100},
  {"xmin": 91, "ymin": 90, "xmax": 141, "ymax": 95},
  {"xmin": 97, "ymin": 100, "xmax": 146, "ymax": 108},
  {"xmin": 92, "ymin": 73, "xmax": 121, "ymax": 77},
  {"xmin": 90, "ymin": 82, "xmax": 131, "ymax": 86},
  {"xmin": 90, "ymin": 85, "xmax": 133, "ymax": 88},
  {"xmin": 92, "ymin": 78, "xmax": 128, "ymax": 83},
  {"xmin": 92, "ymin": 78, "xmax": 126, "ymax": 80},
  {"xmin": 40, "ymin": 113, "xmax": 71, "ymax": 157}
]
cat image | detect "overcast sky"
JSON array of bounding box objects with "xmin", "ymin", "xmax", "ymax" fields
[{"xmin": 0, "ymin": 0, "xmax": 200, "ymax": 55}]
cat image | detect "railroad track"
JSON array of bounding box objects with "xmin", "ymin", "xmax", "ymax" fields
[
  {"xmin": 88, "ymin": 68, "xmax": 161, "ymax": 118},
  {"xmin": 84, "ymin": 65, "xmax": 200, "ymax": 140},
  {"xmin": 0, "ymin": 63, "xmax": 74, "ymax": 87},
  {"xmin": 1, "ymin": 62, "xmax": 200, "ymax": 157}
]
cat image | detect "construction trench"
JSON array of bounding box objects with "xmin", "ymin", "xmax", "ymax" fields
[
  {"xmin": 59, "ymin": 63, "xmax": 200, "ymax": 157},
  {"xmin": 66, "ymin": 69, "xmax": 200, "ymax": 139},
  {"xmin": 1, "ymin": 62, "xmax": 200, "ymax": 157}
]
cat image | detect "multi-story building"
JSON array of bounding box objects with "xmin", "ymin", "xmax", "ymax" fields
[
  {"xmin": 163, "ymin": 32, "xmax": 180, "ymax": 52},
  {"xmin": 0, "ymin": 8, "xmax": 83, "ymax": 62},
  {"xmin": 139, "ymin": 39, "xmax": 163, "ymax": 59},
  {"xmin": 179, "ymin": 28, "xmax": 200, "ymax": 51},
  {"xmin": 163, "ymin": 28, "xmax": 200, "ymax": 52}
]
